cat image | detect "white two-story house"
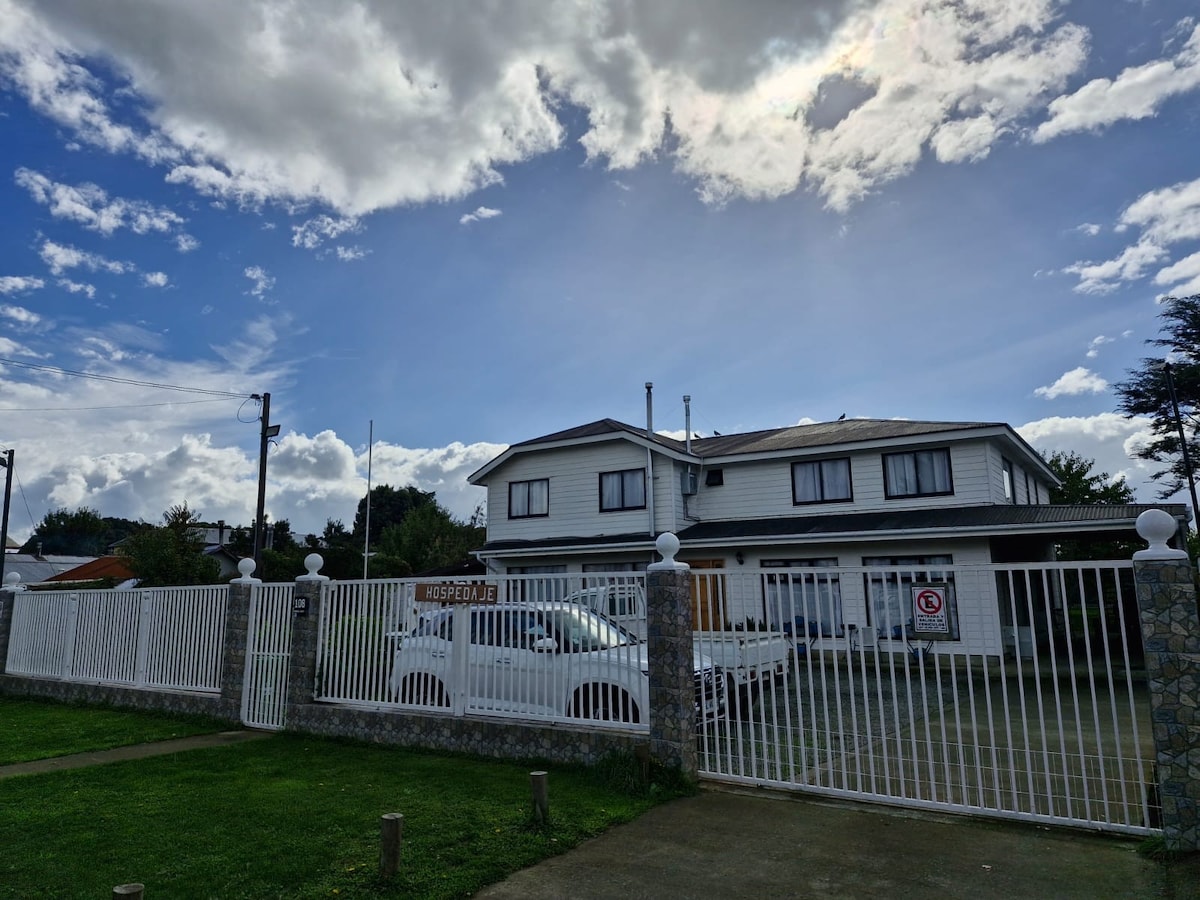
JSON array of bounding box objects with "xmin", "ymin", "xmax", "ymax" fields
[{"xmin": 469, "ymin": 416, "xmax": 1187, "ymax": 657}]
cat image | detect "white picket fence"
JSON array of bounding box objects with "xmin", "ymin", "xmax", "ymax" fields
[{"xmin": 5, "ymin": 587, "xmax": 227, "ymax": 692}]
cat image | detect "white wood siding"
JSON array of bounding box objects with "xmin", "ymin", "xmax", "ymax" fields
[
  {"xmin": 486, "ymin": 440, "xmax": 676, "ymax": 543},
  {"xmin": 693, "ymin": 439, "xmax": 999, "ymax": 521}
]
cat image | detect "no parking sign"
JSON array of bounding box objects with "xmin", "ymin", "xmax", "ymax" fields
[{"xmin": 911, "ymin": 583, "xmax": 953, "ymax": 638}]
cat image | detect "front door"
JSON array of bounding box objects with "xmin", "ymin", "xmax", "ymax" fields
[{"xmin": 684, "ymin": 559, "xmax": 726, "ymax": 630}]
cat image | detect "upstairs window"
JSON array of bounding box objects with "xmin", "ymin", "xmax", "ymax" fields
[
  {"xmin": 792, "ymin": 459, "xmax": 852, "ymax": 505},
  {"xmin": 508, "ymin": 479, "xmax": 549, "ymax": 518},
  {"xmin": 599, "ymin": 468, "xmax": 646, "ymax": 512},
  {"xmin": 883, "ymin": 449, "xmax": 953, "ymax": 499},
  {"xmin": 1002, "ymin": 458, "xmax": 1015, "ymax": 503}
]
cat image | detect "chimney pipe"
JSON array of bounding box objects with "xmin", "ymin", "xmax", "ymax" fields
[
  {"xmin": 684, "ymin": 395, "xmax": 692, "ymax": 454},
  {"xmin": 645, "ymin": 382, "xmax": 654, "ymax": 437}
]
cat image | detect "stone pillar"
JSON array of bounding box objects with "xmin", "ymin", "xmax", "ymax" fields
[
  {"xmin": 0, "ymin": 573, "xmax": 26, "ymax": 675},
  {"xmin": 286, "ymin": 554, "xmax": 329, "ymax": 709},
  {"xmin": 646, "ymin": 532, "xmax": 696, "ymax": 779},
  {"xmin": 1132, "ymin": 509, "xmax": 1200, "ymax": 851},
  {"xmin": 219, "ymin": 559, "xmax": 260, "ymax": 719}
]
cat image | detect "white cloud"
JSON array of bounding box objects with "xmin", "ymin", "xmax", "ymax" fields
[
  {"xmin": 1035, "ymin": 22, "xmax": 1200, "ymax": 142},
  {"xmin": 1074, "ymin": 223, "xmax": 1101, "ymax": 237},
  {"xmin": 0, "ymin": 303, "xmax": 42, "ymax": 327},
  {"xmin": 0, "ymin": 275, "xmax": 44, "ymax": 295},
  {"xmin": 1085, "ymin": 335, "xmax": 1114, "ymax": 359},
  {"xmin": 175, "ymin": 233, "xmax": 200, "ymax": 252},
  {"xmin": 334, "ymin": 245, "xmax": 367, "ymax": 261},
  {"xmin": 1017, "ymin": 412, "xmax": 1167, "ymax": 505},
  {"xmin": 1034, "ymin": 367, "xmax": 1109, "ymax": 399},
  {"xmin": 38, "ymin": 239, "xmax": 129, "ymax": 276},
  {"xmin": 57, "ymin": 278, "xmax": 96, "ymax": 299},
  {"xmin": 459, "ymin": 206, "xmax": 502, "ymax": 226},
  {"xmin": 243, "ymin": 265, "xmax": 274, "ymax": 298},
  {"xmin": 0, "ymin": 1, "xmax": 1091, "ymax": 215},
  {"xmin": 0, "ymin": 335, "xmax": 44, "ymax": 357},
  {"xmin": 1062, "ymin": 176, "xmax": 1200, "ymax": 295},
  {"xmin": 15, "ymin": 167, "xmax": 185, "ymax": 236},
  {"xmin": 291, "ymin": 214, "xmax": 362, "ymax": 250},
  {"xmin": 142, "ymin": 271, "xmax": 169, "ymax": 288}
]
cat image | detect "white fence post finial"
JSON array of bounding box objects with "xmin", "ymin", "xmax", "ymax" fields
[
  {"xmin": 1133, "ymin": 508, "xmax": 1188, "ymax": 560},
  {"xmin": 647, "ymin": 532, "xmax": 689, "ymax": 572},
  {"xmin": 4, "ymin": 571, "xmax": 25, "ymax": 592},
  {"xmin": 297, "ymin": 552, "xmax": 329, "ymax": 582},
  {"xmin": 231, "ymin": 557, "xmax": 262, "ymax": 584}
]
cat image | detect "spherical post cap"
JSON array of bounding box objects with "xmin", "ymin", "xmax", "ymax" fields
[
  {"xmin": 237, "ymin": 558, "xmax": 257, "ymax": 578},
  {"xmin": 655, "ymin": 532, "xmax": 681, "ymax": 564},
  {"xmin": 1134, "ymin": 508, "xmax": 1188, "ymax": 560},
  {"xmin": 304, "ymin": 553, "xmax": 325, "ymax": 576},
  {"xmin": 4, "ymin": 571, "xmax": 19, "ymax": 588}
]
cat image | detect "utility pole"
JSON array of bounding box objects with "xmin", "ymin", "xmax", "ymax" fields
[
  {"xmin": 1164, "ymin": 363, "xmax": 1200, "ymax": 527},
  {"xmin": 252, "ymin": 393, "xmax": 280, "ymax": 574},
  {"xmin": 0, "ymin": 449, "xmax": 12, "ymax": 584}
]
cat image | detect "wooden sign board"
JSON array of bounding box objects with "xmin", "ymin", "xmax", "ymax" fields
[{"xmin": 415, "ymin": 582, "xmax": 498, "ymax": 604}]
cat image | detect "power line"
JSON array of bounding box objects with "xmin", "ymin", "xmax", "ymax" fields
[
  {"xmin": 0, "ymin": 398, "xmax": 238, "ymax": 412},
  {"xmin": 0, "ymin": 357, "xmax": 250, "ymax": 398}
]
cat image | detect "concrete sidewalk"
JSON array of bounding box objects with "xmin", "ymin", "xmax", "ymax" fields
[
  {"xmin": 0, "ymin": 729, "xmax": 270, "ymax": 779},
  {"xmin": 476, "ymin": 787, "xmax": 1200, "ymax": 900}
]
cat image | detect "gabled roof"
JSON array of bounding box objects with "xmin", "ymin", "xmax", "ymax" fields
[
  {"xmin": 45, "ymin": 555, "xmax": 135, "ymax": 583},
  {"xmin": 471, "ymin": 416, "xmax": 1056, "ymax": 484}
]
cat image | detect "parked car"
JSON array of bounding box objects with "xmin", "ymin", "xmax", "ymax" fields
[
  {"xmin": 388, "ymin": 600, "xmax": 724, "ymax": 725},
  {"xmin": 562, "ymin": 584, "xmax": 791, "ymax": 697}
]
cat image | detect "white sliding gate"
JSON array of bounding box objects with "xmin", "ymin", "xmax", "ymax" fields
[
  {"xmin": 694, "ymin": 561, "xmax": 1157, "ymax": 835},
  {"xmin": 241, "ymin": 583, "xmax": 296, "ymax": 730}
]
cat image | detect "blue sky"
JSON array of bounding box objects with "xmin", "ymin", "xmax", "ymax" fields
[{"xmin": 1, "ymin": 0, "xmax": 1199, "ymax": 541}]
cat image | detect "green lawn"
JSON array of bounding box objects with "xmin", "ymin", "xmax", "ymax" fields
[
  {"xmin": 0, "ymin": 696, "xmax": 224, "ymax": 765},
  {"xmin": 1, "ymin": 723, "xmax": 685, "ymax": 898}
]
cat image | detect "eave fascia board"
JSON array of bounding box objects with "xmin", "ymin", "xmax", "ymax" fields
[{"xmin": 475, "ymin": 538, "xmax": 658, "ymax": 559}]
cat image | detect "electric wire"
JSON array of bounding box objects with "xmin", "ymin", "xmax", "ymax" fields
[
  {"xmin": 1, "ymin": 398, "xmax": 237, "ymax": 412},
  {"xmin": 0, "ymin": 357, "xmax": 250, "ymax": 398}
]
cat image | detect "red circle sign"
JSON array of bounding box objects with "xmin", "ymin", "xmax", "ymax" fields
[{"xmin": 915, "ymin": 589, "xmax": 943, "ymax": 615}]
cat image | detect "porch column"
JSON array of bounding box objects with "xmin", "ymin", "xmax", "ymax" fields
[
  {"xmin": 1132, "ymin": 509, "xmax": 1200, "ymax": 852},
  {"xmin": 219, "ymin": 559, "xmax": 260, "ymax": 720},
  {"xmin": 286, "ymin": 554, "xmax": 329, "ymax": 709},
  {"xmin": 646, "ymin": 532, "xmax": 696, "ymax": 779}
]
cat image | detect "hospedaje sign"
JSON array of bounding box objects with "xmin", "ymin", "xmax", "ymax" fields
[
  {"xmin": 909, "ymin": 583, "xmax": 959, "ymax": 640},
  {"xmin": 414, "ymin": 582, "xmax": 498, "ymax": 604}
]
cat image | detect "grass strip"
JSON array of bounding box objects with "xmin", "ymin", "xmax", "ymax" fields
[
  {"xmin": 0, "ymin": 732, "xmax": 689, "ymax": 898},
  {"xmin": 0, "ymin": 696, "xmax": 225, "ymax": 765}
]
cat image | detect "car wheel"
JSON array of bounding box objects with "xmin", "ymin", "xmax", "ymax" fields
[
  {"xmin": 397, "ymin": 674, "xmax": 448, "ymax": 707},
  {"xmin": 575, "ymin": 685, "xmax": 639, "ymax": 724}
]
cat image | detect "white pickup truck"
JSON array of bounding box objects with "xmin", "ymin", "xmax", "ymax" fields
[{"xmin": 563, "ymin": 584, "xmax": 791, "ymax": 697}]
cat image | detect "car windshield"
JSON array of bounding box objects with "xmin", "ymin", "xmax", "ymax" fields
[{"xmin": 543, "ymin": 606, "xmax": 636, "ymax": 652}]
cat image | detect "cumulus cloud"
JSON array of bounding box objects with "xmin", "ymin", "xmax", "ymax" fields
[
  {"xmin": 0, "ymin": 0, "xmax": 1092, "ymax": 216},
  {"xmin": 142, "ymin": 271, "xmax": 169, "ymax": 288},
  {"xmin": 1074, "ymin": 223, "xmax": 1101, "ymax": 237},
  {"xmin": 1017, "ymin": 412, "xmax": 1165, "ymax": 503},
  {"xmin": 1063, "ymin": 176, "xmax": 1200, "ymax": 295},
  {"xmin": 1034, "ymin": 367, "xmax": 1109, "ymax": 399},
  {"xmin": 1086, "ymin": 335, "xmax": 1114, "ymax": 359},
  {"xmin": 459, "ymin": 206, "xmax": 502, "ymax": 226},
  {"xmin": 0, "ymin": 275, "xmax": 44, "ymax": 295},
  {"xmin": 334, "ymin": 245, "xmax": 367, "ymax": 261},
  {"xmin": 1035, "ymin": 21, "xmax": 1200, "ymax": 142},
  {"xmin": 57, "ymin": 278, "xmax": 96, "ymax": 299},
  {"xmin": 175, "ymin": 233, "xmax": 200, "ymax": 252},
  {"xmin": 39, "ymin": 239, "xmax": 129, "ymax": 277},
  {"xmin": 15, "ymin": 167, "xmax": 186, "ymax": 236},
  {"xmin": 291, "ymin": 214, "xmax": 362, "ymax": 251}
]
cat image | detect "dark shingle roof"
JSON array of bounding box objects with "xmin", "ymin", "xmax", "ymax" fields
[
  {"xmin": 676, "ymin": 504, "xmax": 1186, "ymax": 542},
  {"xmin": 690, "ymin": 419, "xmax": 1000, "ymax": 456},
  {"xmin": 512, "ymin": 418, "xmax": 686, "ymax": 452}
]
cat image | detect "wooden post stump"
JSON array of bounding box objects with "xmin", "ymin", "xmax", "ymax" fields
[
  {"xmin": 530, "ymin": 770, "xmax": 549, "ymax": 825},
  {"xmin": 380, "ymin": 812, "xmax": 404, "ymax": 878}
]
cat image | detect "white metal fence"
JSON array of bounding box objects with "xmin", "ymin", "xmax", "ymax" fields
[
  {"xmin": 695, "ymin": 560, "xmax": 1155, "ymax": 835},
  {"xmin": 5, "ymin": 587, "xmax": 227, "ymax": 692},
  {"xmin": 241, "ymin": 583, "xmax": 296, "ymax": 730},
  {"xmin": 314, "ymin": 574, "xmax": 682, "ymax": 730}
]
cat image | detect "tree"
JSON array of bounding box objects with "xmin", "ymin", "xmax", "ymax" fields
[
  {"xmin": 376, "ymin": 502, "xmax": 485, "ymax": 574},
  {"xmin": 1113, "ymin": 294, "xmax": 1200, "ymax": 501},
  {"xmin": 119, "ymin": 503, "xmax": 221, "ymax": 587},
  {"xmin": 1043, "ymin": 451, "xmax": 1138, "ymax": 561},
  {"xmin": 352, "ymin": 484, "xmax": 436, "ymax": 544},
  {"xmin": 20, "ymin": 508, "xmax": 146, "ymax": 556},
  {"xmin": 1045, "ymin": 451, "xmax": 1135, "ymax": 505}
]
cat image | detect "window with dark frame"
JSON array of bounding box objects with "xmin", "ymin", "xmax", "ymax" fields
[
  {"xmin": 508, "ymin": 478, "xmax": 549, "ymax": 518},
  {"xmin": 791, "ymin": 458, "xmax": 852, "ymax": 505},
  {"xmin": 762, "ymin": 558, "xmax": 843, "ymax": 638},
  {"xmin": 862, "ymin": 554, "xmax": 954, "ymax": 638},
  {"xmin": 882, "ymin": 448, "xmax": 953, "ymax": 498},
  {"xmin": 599, "ymin": 468, "xmax": 646, "ymax": 512},
  {"xmin": 705, "ymin": 468, "xmax": 724, "ymax": 486}
]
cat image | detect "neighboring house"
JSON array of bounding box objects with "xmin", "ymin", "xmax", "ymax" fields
[
  {"xmin": 2, "ymin": 554, "xmax": 98, "ymax": 586},
  {"xmin": 203, "ymin": 544, "xmax": 242, "ymax": 580},
  {"xmin": 44, "ymin": 555, "xmax": 136, "ymax": 586},
  {"xmin": 468, "ymin": 417, "xmax": 1186, "ymax": 655}
]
